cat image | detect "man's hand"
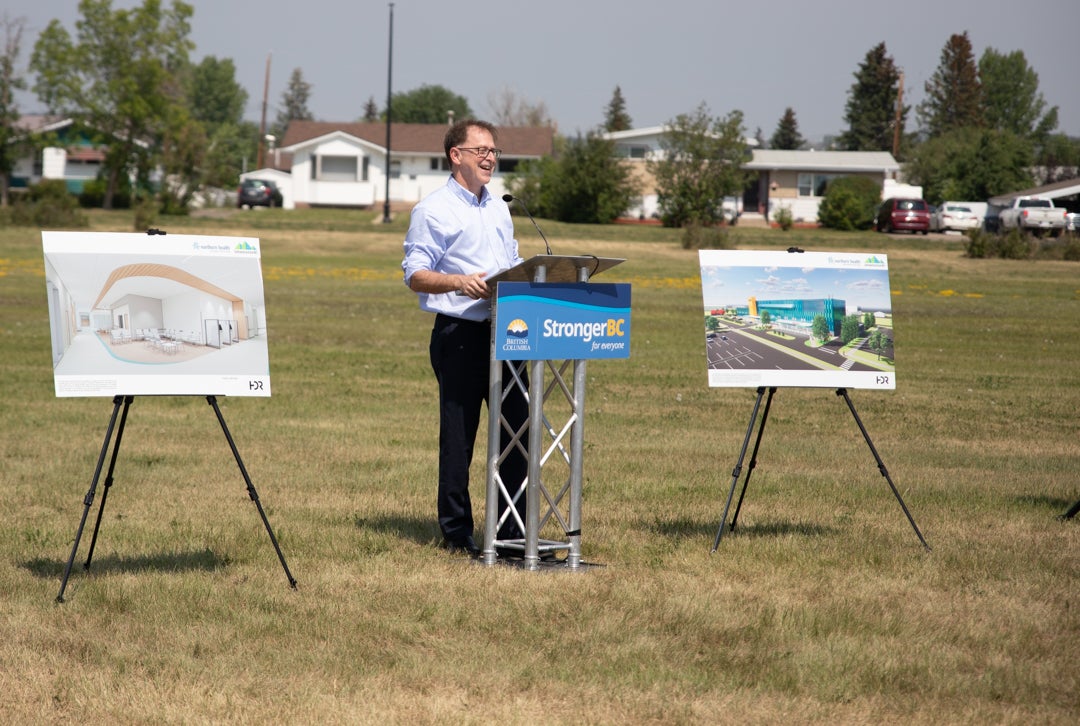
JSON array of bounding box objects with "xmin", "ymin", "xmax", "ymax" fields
[{"xmin": 457, "ymin": 272, "xmax": 489, "ymax": 299}]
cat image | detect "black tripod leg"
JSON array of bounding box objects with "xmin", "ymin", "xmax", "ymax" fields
[
  {"xmin": 57, "ymin": 395, "xmax": 125, "ymax": 603},
  {"xmin": 1060, "ymin": 500, "xmax": 1080, "ymax": 520},
  {"xmin": 729, "ymin": 386, "xmax": 776, "ymax": 534},
  {"xmin": 713, "ymin": 387, "xmax": 767, "ymax": 552},
  {"xmin": 84, "ymin": 395, "xmax": 134, "ymax": 570},
  {"xmin": 836, "ymin": 388, "xmax": 931, "ymax": 551},
  {"xmin": 206, "ymin": 396, "xmax": 297, "ymax": 588}
]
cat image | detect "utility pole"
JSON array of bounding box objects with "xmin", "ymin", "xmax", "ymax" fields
[
  {"xmin": 892, "ymin": 70, "xmax": 904, "ymax": 158},
  {"xmin": 382, "ymin": 3, "xmax": 394, "ymax": 224},
  {"xmin": 257, "ymin": 53, "xmax": 272, "ymax": 170}
]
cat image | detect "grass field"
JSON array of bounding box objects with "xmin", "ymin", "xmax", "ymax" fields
[{"xmin": 1, "ymin": 209, "xmax": 1078, "ymax": 724}]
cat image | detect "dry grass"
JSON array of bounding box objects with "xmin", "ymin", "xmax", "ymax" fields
[{"xmin": 1, "ymin": 211, "xmax": 1078, "ymax": 724}]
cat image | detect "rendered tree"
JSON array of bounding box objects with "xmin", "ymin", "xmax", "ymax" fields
[
  {"xmin": 603, "ymin": 85, "xmax": 632, "ymax": 132},
  {"xmin": 917, "ymin": 32, "xmax": 982, "ymax": 137},
  {"xmin": 841, "ymin": 314, "xmax": 860, "ymax": 345},
  {"xmin": 837, "ymin": 42, "xmax": 907, "ymax": 152},
  {"xmin": 386, "ymin": 84, "xmax": 471, "ymax": 124},
  {"xmin": 0, "ymin": 14, "xmax": 27, "ymax": 208},
  {"xmin": 812, "ymin": 314, "xmax": 830, "ymax": 342},
  {"xmin": 648, "ymin": 103, "xmax": 751, "ymax": 228},
  {"xmin": 769, "ymin": 107, "xmax": 805, "ymax": 150},
  {"xmin": 30, "ymin": 0, "xmax": 195, "ymax": 209}
]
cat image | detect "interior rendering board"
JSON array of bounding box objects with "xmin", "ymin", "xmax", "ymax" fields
[{"xmin": 43, "ymin": 231, "xmax": 272, "ymax": 397}]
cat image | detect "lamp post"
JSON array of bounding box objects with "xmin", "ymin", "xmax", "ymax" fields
[{"xmin": 382, "ymin": 3, "xmax": 394, "ymax": 224}]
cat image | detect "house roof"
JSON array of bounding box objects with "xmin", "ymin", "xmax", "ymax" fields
[
  {"xmin": 15, "ymin": 115, "xmax": 73, "ymax": 134},
  {"xmin": 988, "ymin": 177, "xmax": 1080, "ymax": 206},
  {"xmin": 280, "ymin": 121, "xmax": 555, "ymax": 158},
  {"xmin": 746, "ymin": 150, "xmax": 899, "ymax": 173}
]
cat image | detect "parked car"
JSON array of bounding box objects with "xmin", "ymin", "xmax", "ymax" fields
[
  {"xmin": 237, "ymin": 178, "xmax": 283, "ymax": 208},
  {"xmin": 931, "ymin": 202, "xmax": 980, "ymax": 232},
  {"xmin": 875, "ymin": 197, "xmax": 931, "ymax": 234},
  {"xmin": 998, "ymin": 196, "xmax": 1067, "ymax": 236},
  {"xmin": 1067, "ymin": 212, "xmax": 1079, "ymax": 233}
]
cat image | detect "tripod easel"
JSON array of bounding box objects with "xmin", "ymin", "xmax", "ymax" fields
[
  {"xmin": 711, "ymin": 386, "xmax": 931, "ymax": 552},
  {"xmin": 56, "ymin": 394, "xmax": 297, "ymax": 602}
]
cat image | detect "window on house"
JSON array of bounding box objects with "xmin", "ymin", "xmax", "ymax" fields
[
  {"xmin": 390, "ymin": 161, "xmax": 402, "ymax": 180},
  {"xmin": 797, "ymin": 173, "xmax": 841, "ymax": 197},
  {"xmin": 497, "ymin": 158, "xmax": 519, "ymax": 173},
  {"xmin": 362, "ymin": 157, "xmax": 370, "ymax": 181},
  {"xmin": 316, "ymin": 155, "xmax": 359, "ymax": 182},
  {"xmin": 430, "ymin": 157, "xmax": 450, "ymax": 171}
]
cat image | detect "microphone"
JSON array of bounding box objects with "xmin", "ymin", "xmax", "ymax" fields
[{"xmin": 503, "ymin": 193, "xmax": 552, "ymax": 256}]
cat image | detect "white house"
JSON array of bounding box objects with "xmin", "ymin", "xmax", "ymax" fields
[
  {"xmin": 602, "ymin": 126, "xmax": 910, "ymax": 223},
  {"xmin": 257, "ymin": 121, "xmax": 556, "ymax": 211}
]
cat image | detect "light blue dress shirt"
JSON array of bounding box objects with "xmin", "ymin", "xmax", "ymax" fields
[{"xmin": 402, "ymin": 176, "xmax": 522, "ymax": 322}]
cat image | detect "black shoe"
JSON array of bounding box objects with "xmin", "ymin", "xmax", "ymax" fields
[{"xmin": 442, "ymin": 535, "xmax": 480, "ymax": 556}]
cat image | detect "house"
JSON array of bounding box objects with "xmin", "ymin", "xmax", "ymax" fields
[
  {"xmin": 256, "ymin": 121, "xmax": 556, "ymax": 210},
  {"xmin": 746, "ymin": 149, "xmax": 912, "ymax": 223},
  {"xmin": 10, "ymin": 115, "xmax": 106, "ymax": 194},
  {"xmin": 602, "ymin": 127, "xmax": 911, "ymax": 224}
]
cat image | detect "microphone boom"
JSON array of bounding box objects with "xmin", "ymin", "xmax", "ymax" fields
[{"xmin": 503, "ymin": 194, "xmax": 553, "ymax": 256}]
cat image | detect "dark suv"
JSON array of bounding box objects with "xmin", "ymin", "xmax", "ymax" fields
[
  {"xmin": 875, "ymin": 197, "xmax": 930, "ymax": 234},
  {"xmin": 237, "ymin": 178, "xmax": 283, "ymax": 208}
]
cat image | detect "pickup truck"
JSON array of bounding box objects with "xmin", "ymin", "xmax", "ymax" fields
[{"xmin": 997, "ymin": 196, "xmax": 1068, "ymax": 236}]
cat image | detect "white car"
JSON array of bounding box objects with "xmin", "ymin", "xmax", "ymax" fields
[
  {"xmin": 931, "ymin": 203, "xmax": 980, "ymax": 232},
  {"xmin": 1067, "ymin": 212, "xmax": 1079, "ymax": 233}
]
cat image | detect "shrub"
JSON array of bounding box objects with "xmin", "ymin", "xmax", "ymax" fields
[
  {"xmin": 680, "ymin": 222, "xmax": 731, "ymax": 250},
  {"xmin": 817, "ymin": 176, "xmax": 881, "ymax": 230},
  {"xmin": 773, "ymin": 205, "xmax": 794, "ymax": 231},
  {"xmin": 8, "ymin": 180, "xmax": 88, "ymax": 229},
  {"xmin": 78, "ymin": 178, "xmax": 132, "ymax": 209}
]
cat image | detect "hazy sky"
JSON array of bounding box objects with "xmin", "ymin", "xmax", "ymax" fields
[{"xmin": 13, "ymin": 0, "xmax": 1080, "ymax": 140}]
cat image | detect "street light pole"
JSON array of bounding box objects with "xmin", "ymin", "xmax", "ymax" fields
[{"xmin": 383, "ymin": 3, "xmax": 394, "ymax": 224}]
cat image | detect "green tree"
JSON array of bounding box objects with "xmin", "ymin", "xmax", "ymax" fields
[
  {"xmin": 386, "ymin": 84, "xmax": 470, "ymax": 124},
  {"xmin": 648, "ymin": 103, "xmax": 751, "ymax": 228},
  {"xmin": 904, "ymin": 127, "xmax": 1033, "ymax": 204},
  {"xmin": 841, "ymin": 314, "xmax": 860, "ymax": 345},
  {"xmin": 812, "ymin": 314, "xmax": 830, "ymax": 342},
  {"xmin": 769, "ymin": 107, "xmax": 804, "ymax": 150},
  {"xmin": 361, "ymin": 95, "xmax": 379, "ymax": 122},
  {"xmin": 838, "ymin": 42, "xmax": 907, "ymax": 152},
  {"xmin": 917, "ymin": 32, "xmax": 982, "ymax": 137},
  {"xmin": 760, "ymin": 310, "xmax": 771, "ymax": 327},
  {"xmin": 272, "ymin": 67, "xmax": 313, "ymax": 138},
  {"xmin": 979, "ymin": 48, "xmax": 1057, "ymax": 139},
  {"xmin": 188, "ymin": 55, "xmax": 254, "ymax": 190},
  {"xmin": 817, "ymin": 175, "xmax": 881, "ymax": 230},
  {"xmin": 509, "ymin": 132, "xmax": 635, "ymax": 224},
  {"xmin": 0, "ymin": 14, "xmax": 27, "ymax": 207},
  {"xmin": 190, "ymin": 56, "xmax": 246, "ymax": 126},
  {"xmin": 603, "ymin": 85, "xmax": 632, "ymax": 132},
  {"xmin": 863, "ymin": 312, "xmax": 875, "ymax": 331},
  {"xmin": 30, "ymin": 0, "xmax": 195, "ymax": 209}
]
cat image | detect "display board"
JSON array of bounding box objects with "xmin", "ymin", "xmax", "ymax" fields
[
  {"xmin": 43, "ymin": 232, "xmax": 271, "ymax": 397},
  {"xmin": 699, "ymin": 250, "xmax": 895, "ymax": 389}
]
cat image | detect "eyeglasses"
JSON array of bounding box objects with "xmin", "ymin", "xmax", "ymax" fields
[{"xmin": 456, "ymin": 146, "xmax": 503, "ymax": 160}]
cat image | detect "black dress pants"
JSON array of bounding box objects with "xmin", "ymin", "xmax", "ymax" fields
[{"xmin": 429, "ymin": 314, "xmax": 528, "ymax": 542}]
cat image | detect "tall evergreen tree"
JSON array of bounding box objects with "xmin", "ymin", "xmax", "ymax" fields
[
  {"xmin": 273, "ymin": 67, "xmax": 313, "ymax": 137},
  {"xmin": 917, "ymin": 32, "xmax": 982, "ymax": 137},
  {"xmin": 769, "ymin": 107, "xmax": 804, "ymax": 150},
  {"xmin": 603, "ymin": 85, "xmax": 632, "ymax": 132},
  {"xmin": 361, "ymin": 95, "xmax": 379, "ymax": 123},
  {"xmin": 837, "ymin": 42, "xmax": 907, "ymax": 152}
]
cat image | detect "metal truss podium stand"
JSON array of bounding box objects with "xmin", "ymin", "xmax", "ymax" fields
[{"xmin": 481, "ymin": 255, "xmax": 625, "ymax": 571}]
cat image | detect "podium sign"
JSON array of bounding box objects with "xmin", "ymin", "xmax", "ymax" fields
[{"xmin": 493, "ymin": 282, "xmax": 631, "ymax": 361}]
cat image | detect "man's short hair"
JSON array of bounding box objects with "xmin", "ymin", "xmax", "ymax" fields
[{"xmin": 444, "ymin": 119, "xmax": 498, "ymax": 166}]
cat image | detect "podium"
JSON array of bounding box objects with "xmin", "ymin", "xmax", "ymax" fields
[{"xmin": 482, "ymin": 255, "xmax": 627, "ymax": 570}]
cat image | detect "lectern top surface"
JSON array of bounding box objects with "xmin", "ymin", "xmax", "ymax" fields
[{"xmin": 487, "ymin": 254, "xmax": 625, "ymax": 284}]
